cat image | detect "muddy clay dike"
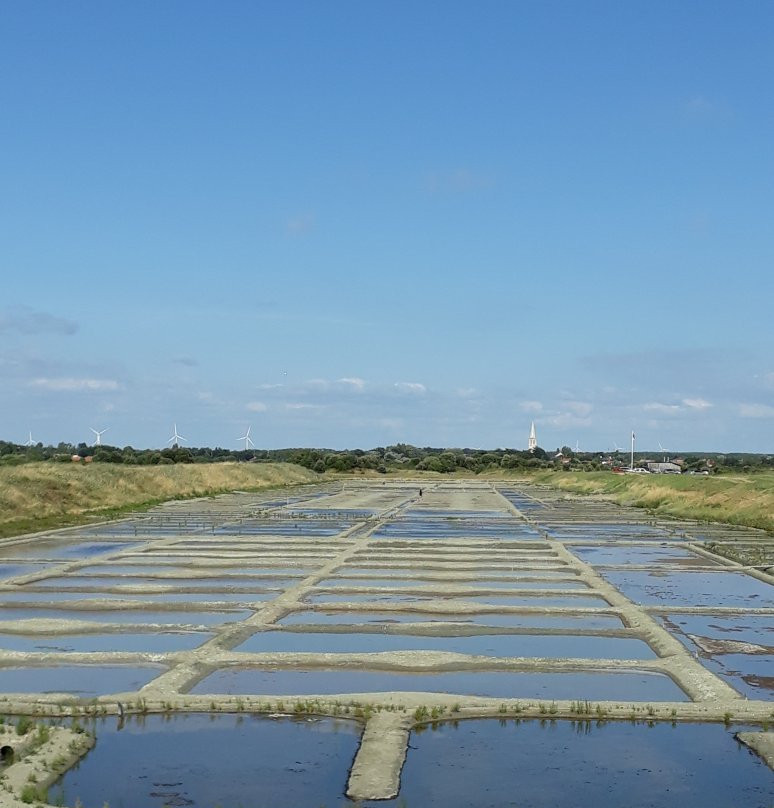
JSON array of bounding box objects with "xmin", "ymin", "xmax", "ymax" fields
[{"xmin": 0, "ymin": 481, "xmax": 771, "ymax": 807}]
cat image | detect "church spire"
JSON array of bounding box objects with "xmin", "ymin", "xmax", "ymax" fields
[{"xmin": 528, "ymin": 421, "xmax": 537, "ymax": 452}]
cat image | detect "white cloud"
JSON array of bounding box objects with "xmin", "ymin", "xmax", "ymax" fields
[
  {"xmin": 394, "ymin": 382, "xmax": 426, "ymax": 395},
  {"xmin": 285, "ymin": 402, "xmax": 324, "ymax": 411},
  {"xmin": 540, "ymin": 412, "xmax": 592, "ymax": 428},
  {"xmin": 565, "ymin": 401, "xmax": 593, "ymax": 417},
  {"xmin": 739, "ymin": 403, "xmax": 774, "ymax": 418},
  {"xmin": 258, "ymin": 383, "xmax": 283, "ymax": 390},
  {"xmin": 643, "ymin": 402, "xmax": 682, "ymax": 414},
  {"xmin": 682, "ymin": 397, "xmax": 712, "ymax": 410},
  {"xmin": 29, "ymin": 377, "xmax": 119, "ymax": 392},
  {"xmin": 455, "ymin": 387, "xmax": 477, "ymax": 398},
  {"xmin": 338, "ymin": 377, "xmax": 366, "ymax": 390},
  {"xmin": 0, "ymin": 306, "xmax": 78, "ymax": 336},
  {"xmin": 643, "ymin": 398, "xmax": 712, "ymax": 414},
  {"xmin": 246, "ymin": 401, "xmax": 268, "ymax": 412},
  {"xmin": 519, "ymin": 400, "xmax": 543, "ymax": 413}
]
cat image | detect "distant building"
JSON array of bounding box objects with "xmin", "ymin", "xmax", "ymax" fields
[
  {"xmin": 528, "ymin": 422, "xmax": 537, "ymax": 453},
  {"xmin": 646, "ymin": 461, "xmax": 682, "ymax": 474}
]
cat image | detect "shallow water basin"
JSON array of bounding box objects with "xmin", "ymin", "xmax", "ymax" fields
[
  {"xmin": 0, "ymin": 607, "xmax": 252, "ymax": 626},
  {"xmin": 235, "ymin": 630, "xmax": 655, "ymax": 659},
  {"xmin": 386, "ymin": 719, "xmax": 772, "ymax": 808},
  {"xmin": 0, "ymin": 590, "xmax": 278, "ymax": 605},
  {"xmin": 31, "ymin": 575, "xmax": 300, "ymax": 589},
  {"xmin": 76, "ymin": 563, "xmax": 309, "ymax": 577},
  {"xmin": 603, "ymin": 570, "xmax": 773, "ymax": 607},
  {"xmin": 0, "ymin": 630, "xmax": 211, "ymax": 653},
  {"xmin": 0, "ymin": 563, "xmax": 51, "ymax": 580},
  {"xmin": 0, "ymin": 664, "xmax": 164, "ymax": 695},
  {"xmin": 278, "ymin": 610, "xmax": 625, "ymax": 630},
  {"xmin": 306, "ymin": 592, "xmax": 434, "ymax": 604},
  {"xmin": 53, "ymin": 713, "xmax": 361, "ymax": 808},
  {"xmin": 465, "ymin": 594, "xmax": 609, "ymax": 607},
  {"xmin": 0, "ymin": 540, "xmax": 143, "ymax": 561},
  {"xmin": 317, "ymin": 577, "xmax": 585, "ymax": 591},
  {"xmin": 660, "ymin": 614, "xmax": 773, "ymax": 699},
  {"xmin": 190, "ymin": 668, "xmax": 687, "ymax": 700},
  {"xmin": 572, "ymin": 545, "xmax": 708, "ymax": 566}
]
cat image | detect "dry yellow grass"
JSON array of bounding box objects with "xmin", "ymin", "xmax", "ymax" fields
[
  {"xmin": 0, "ymin": 462, "xmax": 317, "ymax": 537},
  {"xmin": 528, "ymin": 471, "xmax": 774, "ymax": 533}
]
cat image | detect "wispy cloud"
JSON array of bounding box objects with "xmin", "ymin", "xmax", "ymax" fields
[
  {"xmin": 564, "ymin": 400, "xmax": 593, "ymax": 417},
  {"xmin": 643, "ymin": 397, "xmax": 712, "ymax": 414},
  {"xmin": 643, "ymin": 402, "xmax": 682, "ymax": 414},
  {"xmin": 246, "ymin": 401, "xmax": 268, "ymax": 412},
  {"xmin": 519, "ymin": 400, "xmax": 543, "ymax": 413},
  {"xmin": 540, "ymin": 412, "xmax": 592, "ymax": 429},
  {"xmin": 394, "ymin": 382, "xmax": 427, "ymax": 395},
  {"xmin": 286, "ymin": 212, "xmax": 316, "ymax": 236},
  {"xmin": 422, "ymin": 169, "xmax": 493, "ymax": 194},
  {"xmin": 754, "ymin": 371, "xmax": 774, "ymax": 389},
  {"xmin": 581, "ymin": 348, "xmax": 725, "ymax": 386},
  {"xmin": 0, "ymin": 306, "xmax": 78, "ymax": 336},
  {"xmin": 29, "ymin": 377, "xmax": 119, "ymax": 392},
  {"xmin": 172, "ymin": 356, "xmax": 198, "ymax": 367},
  {"xmin": 683, "ymin": 94, "xmax": 729, "ymax": 123},
  {"xmin": 739, "ymin": 403, "xmax": 774, "ymax": 418},
  {"xmin": 682, "ymin": 397, "xmax": 712, "ymax": 410},
  {"xmin": 338, "ymin": 377, "xmax": 366, "ymax": 390},
  {"xmin": 285, "ymin": 402, "xmax": 324, "ymax": 411}
]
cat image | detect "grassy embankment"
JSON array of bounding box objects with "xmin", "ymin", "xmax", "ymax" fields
[
  {"xmin": 528, "ymin": 470, "xmax": 774, "ymax": 536},
  {"xmin": 0, "ymin": 462, "xmax": 317, "ymax": 539}
]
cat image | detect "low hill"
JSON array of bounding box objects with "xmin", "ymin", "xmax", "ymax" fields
[
  {"xmin": 529, "ymin": 470, "xmax": 774, "ymax": 533},
  {"xmin": 0, "ymin": 462, "xmax": 317, "ymax": 538}
]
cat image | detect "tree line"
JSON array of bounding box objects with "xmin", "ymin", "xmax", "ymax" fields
[{"xmin": 1, "ymin": 439, "xmax": 772, "ymax": 474}]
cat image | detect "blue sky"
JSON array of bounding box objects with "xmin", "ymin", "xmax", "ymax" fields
[{"xmin": 1, "ymin": 1, "xmax": 773, "ymax": 452}]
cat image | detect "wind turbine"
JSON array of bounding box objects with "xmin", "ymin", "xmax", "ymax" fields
[
  {"xmin": 90, "ymin": 427, "xmax": 109, "ymax": 446},
  {"xmin": 574, "ymin": 440, "xmax": 581, "ymax": 454},
  {"xmin": 658, "ymin": 441, "xmax": 669, "ymax": 462},
  {"xmin": 237, "ymin": 425, "xmax": 255, "ymax": 450},
  {"xmin": 611, "ymin": 440, "xmax": 624, "ymax": 452},
  {"xmin": 168, "ymin": 423, "xmax": 187, "ymax": 448},
  {"xmin": 24, "ymin": 431, "xmax": 35, "ymax": 447}
]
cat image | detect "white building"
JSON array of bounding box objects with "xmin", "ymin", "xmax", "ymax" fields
[{"xmin": 528, "ymin": 422, "xmax": 537, "ymax": 452}]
